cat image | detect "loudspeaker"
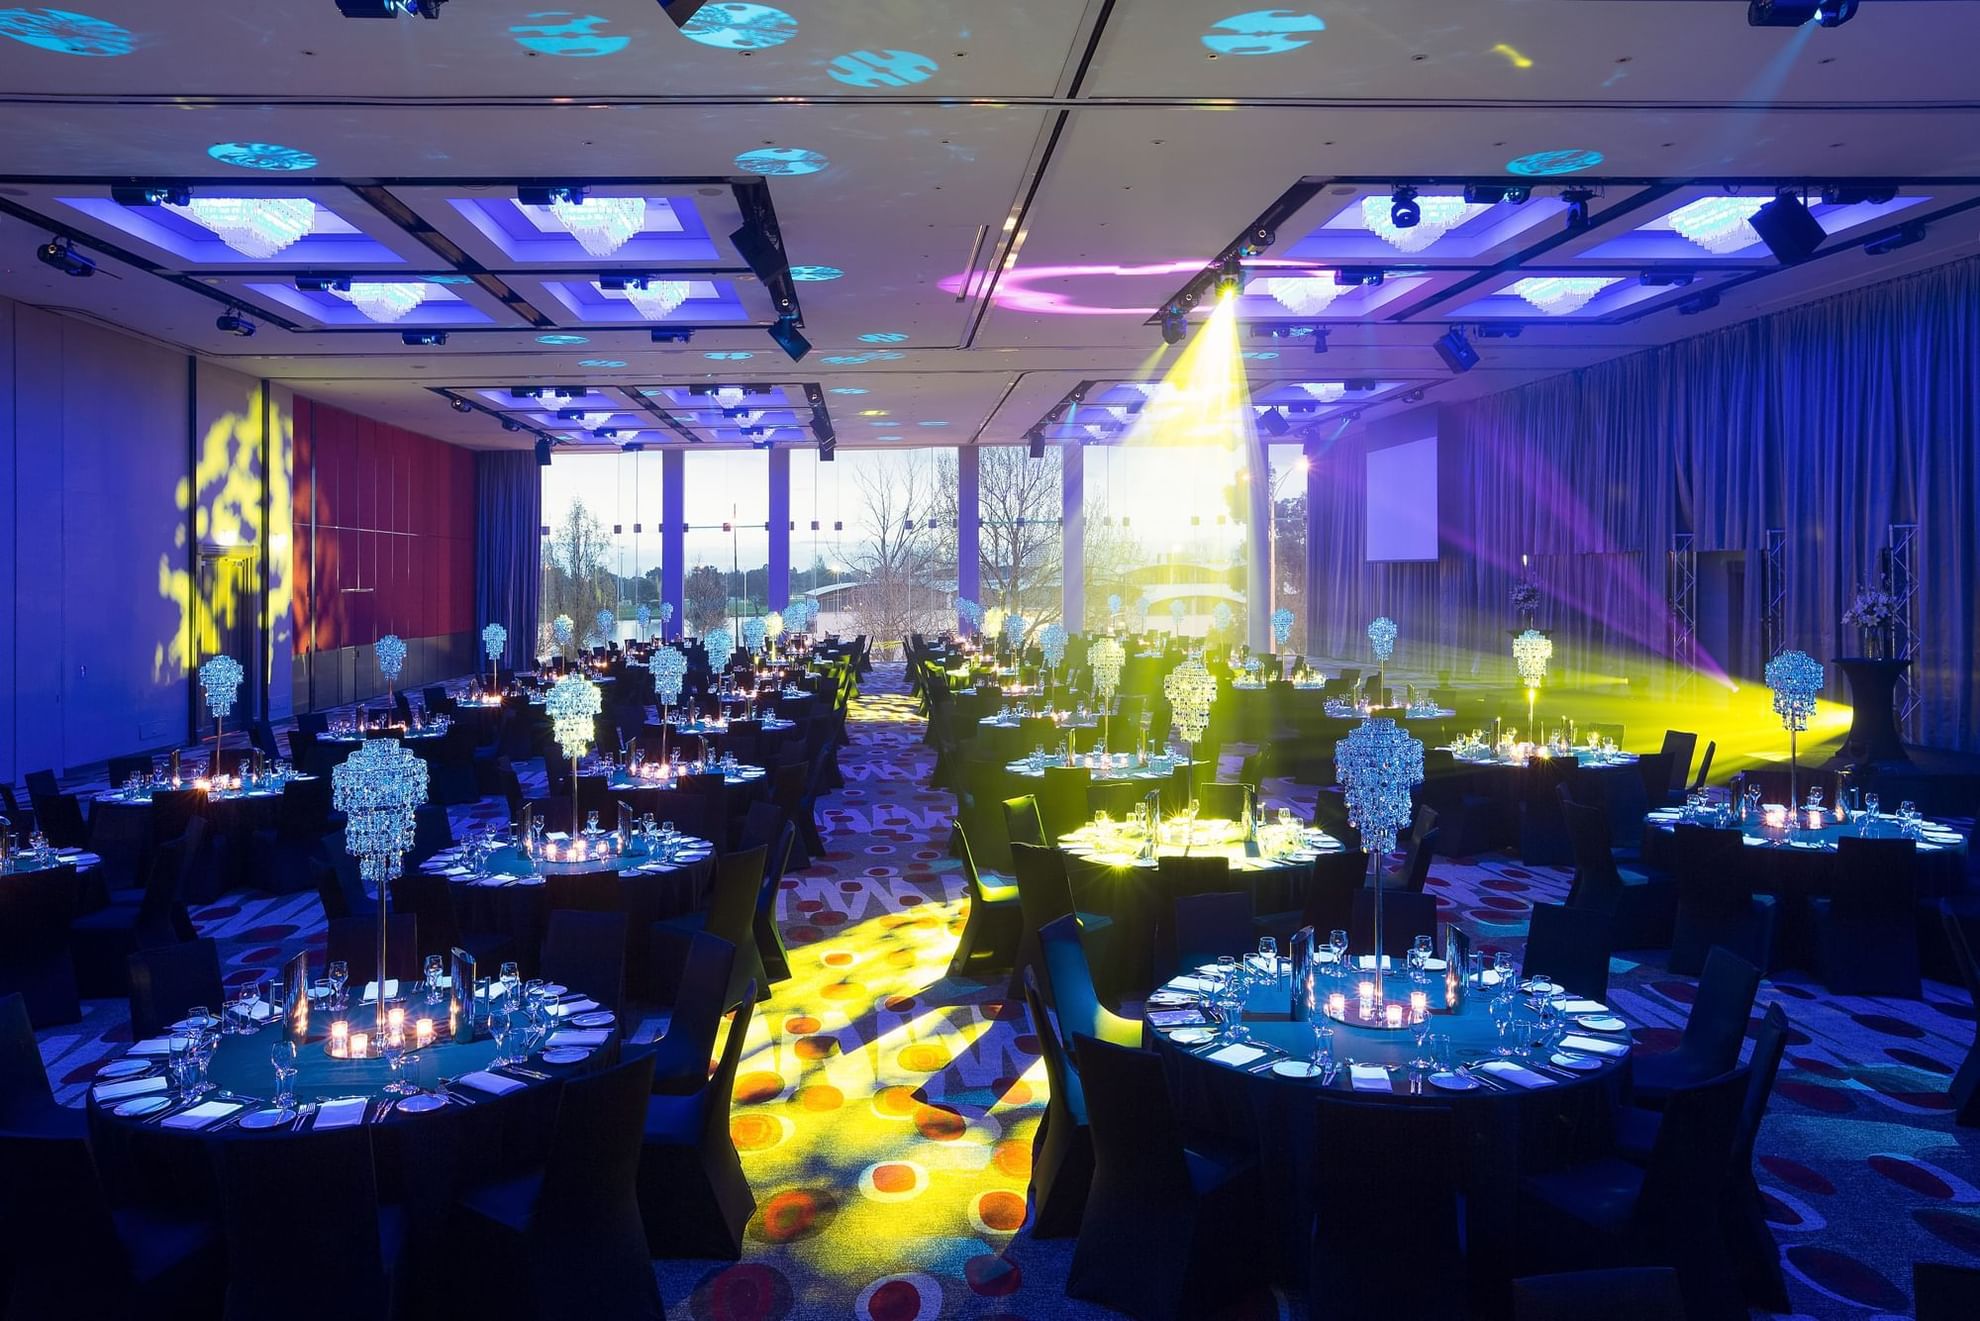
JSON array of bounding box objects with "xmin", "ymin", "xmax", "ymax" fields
[{"xmin": 1751, "ymin": 192, "xmax": 1826, "ymax": 265}]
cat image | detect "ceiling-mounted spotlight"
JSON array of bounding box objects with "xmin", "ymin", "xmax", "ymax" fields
[
  {"xmin": 1863, "ymin": 222, "xmax": 1927, "ymax": 256},
  {"xmin": 1257, "ymin": 408, "xmax": 1289, "ymax": 437},
  {"xmin": 649, "ymin": 329, "xmax": 693, "ymax": 344},
  {"xmin": 516, "ymin": 184, "xmax": 584, "ymax": 207},
  {"xmin": 1676, "ymin": 290, "xmax": 1721, "ymax": 316},
  {"xmin": 1389, "ymin": 185, "xmax": 1421, "ymax": 230},
  {"xmin": 509, "ymin": 388, "xmax": 543, "ymax": 400},
  {"xmin": 534, "ymin": 437, "xmax": 553, "ymax": 466},
  {"xmin": 1311, "ymin": 326, "xmax": 1330, "ymax": 355},
  {"xmin": 1242, "ymin": 225, "xmax": 1276, "ymax": 254},
  {"xmin": 109, "ymin": 182, "xmax": 191, "ymax": 207},
  {"xmin": 1638, "ymin": 270, "xmax": 1696, "ymax": 288},
  {"xmin": 1463, "ymin": 183, "xmax": 1529, "ymax": 206},
  {"xmin": 1334, "ymin": 267, "xmax": 1385, "ymax": 286},
  {"xmin": 1561, "ymin": 188, "xmax": 1595, "ymax": 233},
  {"xmin": 1751, "ymin": 190, "xmax": 1825, "ymax": 265},
  {"xmin": 401, "ymin": 330, "xmax": 447, "ymax": 346},
  {"xmin": 501, "ymin": 419, "xmax": 524, "ymax": 432},
  {"xmin": 1402, "ymin": 388, "xmax": 1426, "ymax": 404},
  {"xmin": 449, "ymin": 395, "xmax": 473, "ymax": 413},
  {"xmin": 1160, "ymin": 305, "xmax": 1188, "ymax": 346},
  {"xmin": 1822, "ymin": 183, "xmax": 1898, "ymax": 207},
  {"xmin": 593, "ymin": 426, "xmax": 620, "ymax": 439},
  {"xmin": 36, "ymin": 237, "xmax": 94, "ymax": 277},
  {"xmin": 215, "ymin": 308, "xmax": 256, "ymax": 337},
  {"xmin": 1748, "ymin": 0, "xmax": 1856, "ymax": 27},
  {"xmin": 1215, "ymin": 255, "xmax": 1243, "ymax": 298},
  {"xmin": 295, "ymin": 275, "xmax": 352, "ymax": 292},
  {"xmin": 768, "ymin": 315, "xmax": 810, "ymax": 363},
  {"xmin": 1432, "ymin": 326, "xmax": 1478, "ymax": 375},
  {"xmin": 1474, "ymin": 323, "xmax": 1523, "ymax": 339}
]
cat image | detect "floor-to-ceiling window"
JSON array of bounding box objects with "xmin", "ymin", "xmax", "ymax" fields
[
  {"xmin": 683, "ymin": 449, "xmax": 769, "ymax": 641},
  {"xmin": 1084, "ymin": 443, "xmax": 1245, "ymax": 640},
  {"xmin": 540, "ymin": 453, "xmax": 658, "ymax": 656},
  {"xmin": 790, "ymin": 448, "xmax": 956, "ymax": 651}
]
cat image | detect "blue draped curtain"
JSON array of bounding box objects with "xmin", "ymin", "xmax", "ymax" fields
[
  {"xmin": 475, "ymin": 450, "xmax": 541, "ymax": 673},
  {"xmin": 1306, "ymin": 255, "xmax": 1980, "ymax": 750}
]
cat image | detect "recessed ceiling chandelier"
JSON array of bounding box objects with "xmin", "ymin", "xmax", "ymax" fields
[
  {"xmin": 713, "ymin": 386, "xmax": 745, "ymax": 408},
  {"xmin": 1253, "ymin": 274, "xmax": 1344, "ymax": 317},
  {"xmin": 328, "ymin": 281, "xmax": 434, "ymax": 323},
  {"xmin": 164, "ymin": 197, "xmax": 316, "ymax": 259},
  {"xmin": 620, "ymin": 278, "xmax": 692, "ymax": 320},
  {"xmin": 1510, "ymin": 276, "xmax": 1619, "ymax": 316},
  {"xmin": 1359, "ymin": 195, "xmax": 1487, "ymax": 254},
  {"xmin": 1660, "ymin": 197, "xmax": 1768, "ymax": 254},
  {"xmin": 1300, "ymin": 382, "xmax": 1347, "ymax": 403},
  {"xmin": 551, "ymin": 195, "xmax": 646, "ymax": 257}
]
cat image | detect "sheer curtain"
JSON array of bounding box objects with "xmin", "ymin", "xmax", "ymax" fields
[
  {"xmin": 1307, "ymin": 256, "xmax": 1980, "ymax": 749},
  {"xmin": 475, "ymin": 450, "xmax": 541, "ymax": 674}
]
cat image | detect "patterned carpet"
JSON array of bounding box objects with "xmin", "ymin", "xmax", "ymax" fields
[{"xmin": 33, "ymin": 664, "xmax": 1980, "ymax": 1319}]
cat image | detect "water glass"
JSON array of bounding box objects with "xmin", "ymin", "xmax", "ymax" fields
[
  {"xmin": 381, "ymin": 1031, "xmax": 409, "ymax": 1093},
  {"xmin": 585, "ymin": 810, "xmax": 601, "ymax": 834},
  {"xmin": 270, "ymin": 1039, "xmax": 299, "ymax": 1109},
  {"xmin": 327, "ymin": 960, "xmax": 350, "ymax": 1012},
  {"xmin": 1430, "ymin": 1033, "xmax": 1454, "ymax": 1074},
  {"xmin": 232, "ymin": 979, "xmax": 261, "ymax": 1035},
  {"xmin": 499, "ymin": 961, "xmax": 521, "ymax": 998},
  {"xmin": 1489, "ymin": 997, "xmax": 1517, "ymax": 1056},
  {"xmin": 1491, "ymin": 950, "xmax": 1517, "ymax": 997},
  {"xmin": 1310, "ymin": 1023, "xmax": 1335, "ymax": 1072},
  {"xmin": 1256, "ymin": 936, "xmax": 1278, "ymax": 979},
  {"xmin": 424, "ymin": 954, "xmax": 446, "ymax": 1004}
]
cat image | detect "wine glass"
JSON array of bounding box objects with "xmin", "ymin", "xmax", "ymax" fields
[
  {"xmin": 585, "ymin": 809, "xmax": 600, "ymax": 835},
  {"xmin": 1489, "ymin": 996, "xmax": 1517, "ymax": 1056},
  {"xmin": 1256, "ymin": 936, "xmax": 1278, "ymax": 980},
  {"xmin": 381, "ymin": 1030, "xmax": 409, "ymax": 1094},
  {"xmin": 1309, "ymin": 1023, "xmax": 1335, "ymax": 1075},
  {"xmin": 424, "ymin": 954, "xmax": 446, "ymax": 1005},
  {"xmin": 327, "ymin": 960, "xmax": 350, "ymax": 1012},
  {"xmin": 270, "ymin": 1039, "xmax": 298, "ymax": 1110},
  {"xmin": 1328, "ymin": 930, "xmax": 1349, "ymax": 968},
  {"xmin": 1491, "ymin": 950, "xmax": 1516, "ymax": 996},
  {"xmin": 499, "ymin": 961, "xmax": 521, "ymax": 999}
]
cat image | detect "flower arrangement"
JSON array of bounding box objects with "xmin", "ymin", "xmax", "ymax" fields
[
  {"xmin": 1039, "ymin": 623, "xmax": 1069, "ymax": 670},
  {"xmin": 1002, "ymin": 613, "xmax": 1027, "ymax": 649},
  {"xmin": 1511, "ymin": 579, "xmax": 1541, "ymax": 618},
  {"xmin": 375, "ymin": 634, "xmax": 407, "ymax": 683},
  {"xmin": 659, "ymin": 601, "xmax": 675, "ymax": 626},
  {"xmin": 1842, "ymin": 582, "xmax": 1897, "ymax": 637},
  {"xmin": 594, "ymin": 608, "xmax": 615, "ymax": 644},
  {"xmin": 1367, "ymin": 616, "xmax": 1398, "ymax": 663},
  {"xmin": 636, "ymin": 603, "xmax": 652, "ymax": 639}
]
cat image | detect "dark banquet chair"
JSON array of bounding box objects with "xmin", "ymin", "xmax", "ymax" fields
[
  {"xmin": 1942, "ymin": 902, "xmax": 1980, "ymax": 1128},
  {"xmin": 1066, "ymin": 1035, "xmax": 1258, "ymax": 1321},
  {"xmin": 1668, "ymin": 824, "xmax": 1778, "ymax": 975},
  {"xmin": 1002, "ymin": 793, "xmax": 1048, "ymax": 849},
  {"xmin": 652, "ymin": 842, "xmax": 769, "ymax": 1010},
  {"xmin": 944, "ymin": 823, "xmax": 1022, "ymax": 978},
  {"xmin": 538, "ymin": 909, "xmax": 627, "ymax": 1012},
  {"xmin": 458, "ymin": 1053, "xmax": 666, "ymax": 1321},
  {"xmin": 0, "ymin": 1127, "xmax": 223, "ymax": 1318},
  {"xmin": 1039, "ymin": 914, "xmax": 1140, "ymax": 1053},
  {"xmin": 636, "ymin": 932, "xmax": 738, "ymax": 1096},
  {"xmin": 1557, "ymin": 785, "xmax": 1675, "ymax": 948},
  {"xmin": 1009, "ymin": 841, "xmax": 1114, "ymax": 999},
  {"xmin": 0, "ymin": 867, "xmax": 80, "ymax": 1026},
  {"xmin": 1310, "ymin": 1097, "xmax": 1466, "ymax": 1313},
  {"xmin": 127, "ymin": 937, "xmax": 225, "ymax": 1041},
  {"xmin": 0, "ymin": 991, "xmax": 82, "ymax": 1136},
  {"xmin": 1512, "ymin": 1268, "xmax": 1686, "ymax": 1321},
  {"xmin": 1630, "ymin": 945, "xmax": 1761, "ymax": 1109},
  {"xmin": 1522, "ymin": 901, "xmax": 1614, "ymax": 1000},
  {"xmin": 636, "ymin": 982, "xmax": 758, "ymax": 1261},
  {"xmin": 1915, "ymin": 1261, "xmax": 1980, "ymax": 1321},
  {"xmin": 1021, "ymin": 967, "xmax": 1092, "ymax": 1238},
  {"xmin": 1811, "ymin": 836, "xmax": 1920, "ymax": 997},
  {"xmin": 215, "ymin": 1125, "xmax": 407, "ymax": 1321},
  {"xmin": 1349, "ymin": 886, "xmax": 1437, "ymax": 961}
]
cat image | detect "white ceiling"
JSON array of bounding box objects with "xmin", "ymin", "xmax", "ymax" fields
[{"xmin": 0, "ymin": 0, "xmax": 1975, "ymax": 451}]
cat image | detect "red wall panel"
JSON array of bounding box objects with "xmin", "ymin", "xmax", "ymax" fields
[{"xmin": 291, "ymin": 398, "xmax": 476, "ymax": 653}]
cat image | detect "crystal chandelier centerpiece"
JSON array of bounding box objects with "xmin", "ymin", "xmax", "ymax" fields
[
  {"xmin": 1254, "ymin": 273, "xmax": 1345, "ymax": 317},
  {"xmin": 620, "ymin": 278, "xmax": 692, "ymax": 320},
  {"xmin": 545, "ymin": 673, "xmax": 602, "ymax": 762},
  {"xmin": 1367, "ymin": 616, "xmax": 1398, "ymax": 663},
  {"xmin": 704, "ymin": 626, "xmax": 734, "ymax": 667},
  {"xmin": 165, "ymin": 197, "xmax": 316, "ymax": 259},
  {"xmin": 1335, "ymin": 717, "xmax": 1423, "ymax": 856},
  {"xmin": 333, "ymin": 738, "xmax": 428, "ymax": 894},
  {"xmin": 1359, "ymin": 195, "xmax": 1487, "ymax": 254},
  {"xmin": 1764, "ymin": 649, "xmax": 1823, "ymax": 733},
  {"xmin": 1163, "ymin": 652, "xmax": 1218, "ymax": 747},
  {"xmin": 330, "ymin": 282, "xmax": 434, "ymax": 324},
  {"xmin": 1513, "ymin": 628, "xmax": 1554, "ymax": 688},
  {"xmin": 552, "ymin": 195, "xmax": 646, "ymax": 257},
  {"xmin": 1510, "ymin": 276, "xmax": 1619, "ymax": 316},
  {"xmin": 1661, "ymin": 197, "xmax": 1768, "ymax": 255},
  {"xmin": 651, "ymin": 646, "xmax": 688, "ymax": 707},
  {"xmin": 1089, "ymin": 636, "xmax": 1125, "ymax": 704}
]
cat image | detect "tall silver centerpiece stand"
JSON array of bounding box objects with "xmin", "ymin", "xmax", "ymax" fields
[
  {"xmin": 332, "ymin": 738, "xmax": 429, "ymax": 1043},
  {"xmin": 1333, "ymin": 717, "xmax": 1425, "ymax": 1025}
]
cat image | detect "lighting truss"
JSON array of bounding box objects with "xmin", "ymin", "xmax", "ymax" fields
[
  {"xmin": 1669, "ymin": 532, "xmax": 1697, "ymax": 701},
  {"xmin": 1762, "ymin": 528, "xmax": 1787, "ymax": 664},
  {"xmin": 1887, "ymin": 522, "xmax": 1920, "ymax": 739}
]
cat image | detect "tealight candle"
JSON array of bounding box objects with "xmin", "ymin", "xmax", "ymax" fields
[
  {"xmin": 386, "ymin": 1005, "xmax": 405, "ymax": 1034},
  {"xmin": 1385, "ymin": 1003, "xmax": 1405, "ymax": 1029},
  {"xmin": 415, "ymin": 1017, "xmax": 435, "ymax": 1046},
  {"xmin": 329, "ymin": 1020, "xmax": 349, "ymax": 1050},
  {"xmin": 1327, "ymin": 992, "xmax": 1346, "ymax": 1019},
  {"xmin": 349, "ymin": 1031, "xmax": 369, "ymax": 1058},
  {"xmin": 1356, "ymin": 979, "xmax": 1375, "ymax": 1002},
  {"xmin": 1410, "ymin": 991, "xmax": 1429, "ymax": 1021}
]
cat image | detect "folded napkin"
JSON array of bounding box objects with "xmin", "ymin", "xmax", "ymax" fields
[
  {"xmin": 93, "ymin": 1075, "xmax": 168, "ymax": 1102},
  {"xmin": 1204, "ymin": 1043, "xmax": 1267, "ymax": 1068},
  {"xmin": 1354, "ymin": 955, "xmax": 1395, "ymax": 971},
  {"xmin": 1147, "ymin": 1008, "xmax": 1208, "ymax": 1028},
  {"xmin": 1478, "ymin": 1060, "xmax": 1553, "ymax": 1088},
  {"xmin": 457, "ymin": 1070, "xmax": 526, "ymax": 1096},
  {"xmin": 1349, "ymin": 1064, "xmax": 1393, "ymax": 1093},
  {"xmin": 440, "ymin": 866, "xmax": 471, "ymax": 877},
  {"xmin": 1167, "ymin": 976, "xmax": 1217, "ymax": 994},
  {"xmin": 161, "ymin": 1100, "xmax": 242, "ymax": 1131},
  {"xmin": 550, "ymin": 998, "xmax": 600, "ymax": 1017},
  {"xmin": 549, "ymin": 1029, "xmax": 611, "ymax": 1047},
  {"xmin": 313, "ymin": 1097, "xmax": 371, "ymax": 1129},
  {"xmin": 1558, "ymin": 1034, "xmax": 1629, "ymax": 1058},
  {"xmin": 360, "ymin": 979, "xmax": 401, "ymax": 1003},
  {"xmin": 128, "ymin": 1037, "xmax": 175, "ymax": 1056},
  {"xmin": 1556, "ymin": 999, "xmax": 1607, "ymax": 1015}
]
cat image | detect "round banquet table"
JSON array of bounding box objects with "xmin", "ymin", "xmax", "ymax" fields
[
  {"xmin": 1429, "ymin": 748, "xmax": 1643, "ymax": 865},
  {"xmin": 89, "ymin": 780, "xmax": 305, "ymax": 899},
  {"xmin": 0, "ymin": 846, "xmax": 108, "ymax": 908},
  {"xmin": 82, "ymin": 989, "xmax": 620, "ymax": 1217},
  {"xmin": 1058, "ymin": 818, "xmax": 1339, "ymax": 991},
  {"xmin": 1639, "ymin": 807, "xmax": 1968, "ymax": 897},
  {"xmin": 1002, "ymin": 755, "xmax": 1169, "ymax": 786},
  {"xmin": 1145, "ymin": 965, "xmax": 1632, "ymax": 1283}
]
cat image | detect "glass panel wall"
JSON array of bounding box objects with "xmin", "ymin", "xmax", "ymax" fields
[
  {"xmin": 974, "ymin": 445, "xmax": 1061, "ymax": 641},
  {"xmin": 791, "ymin": 448, "xmax": 956, "ymax": 648},
  {"xmin": 1084, "ymin": 443, "xmax": 1244, "ymax": 639},
  {"xmin": 1268, "ymin": 444, "xmax": 1310, "ymax": 650},
  {"xmin": 540, "ymin": 452, "xmax": 658, "ymax": 656},
  {"xmin": 683, "ymin": 449, "xmax": 769, "ymax": 641}
]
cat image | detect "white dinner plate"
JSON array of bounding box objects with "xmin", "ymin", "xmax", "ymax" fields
[
  {"xmin": 539, "ymin": 984, "xmax": 568, "ymax": 997},
  {"xmin": 114, "ymin": 1095, "xmax": 171, "ymax": 1118},
  {"xmin": 571, "ymin": 1011, "xmax": 616, "ymax": 1029},
  {"xmin": 396, "ymin": 1093, "xmax": 447, "ymax": 1113},
  {"xmin": 1428, "ymin": 1071, "xmax": 1480, "ymax": 1091},
  {"xmin": 95, "ymin": 1058, "xmax": 152, "ymax": 1080},
  {"xmin": 1576, "ymin": 1015, "xmax": 1629, "ymax": 1033},
  {"xmin": 168, "ymin": 1014, "xmax": 221, "ymax": 1031},
  {"xmin": 1167, "ymin": 1027, "xmax": 1215, "ymax": 1046},
  {"xmin": 1271, "ymin": 1059, "xmax": 1324, "ymax": 1079},
  {"xmin": 238, "ymin": 1108, "xmax": 293, "ymax": 1130},
  {"xmin": 1521, "ymin": 979, "xmax": 1563, "ymax": 995},
  {"xmin": 1551, "ymin": 1053, "xmax": 1604, "ymax": 1072},
  {"xmin": 540, "ymin": 1047, "xmax": 592, "ymax": 1065}
]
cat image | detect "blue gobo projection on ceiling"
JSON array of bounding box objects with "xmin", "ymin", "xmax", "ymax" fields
[
  {"xmin": 734, "ymin": 148, "xmax": 828, "ymax": 177},
  {"xmin": 510, "ymin": 12, "xmax": 631, "ymax": 57},
  {"xmin": 1202, "ymin": 10, "xmax": 1325, "ymax": 55},
  {"xmin": 0, "ymin": 7, "xmax": 135, "ymax": 55},
  {"xmin": 679, "ymin": 3, "xmax": 797, "ymax": 50}
]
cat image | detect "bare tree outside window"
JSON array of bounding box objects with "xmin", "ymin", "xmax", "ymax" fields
[
  {"xmin": 933, "ymin": 446, "xmax": 1061, "ymax": 641},
  {"xmin": 540, "ymin": 497, "xmax": 614, "ymax": 655}
]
